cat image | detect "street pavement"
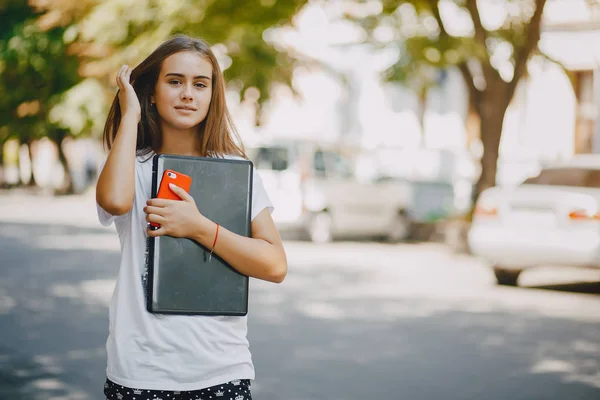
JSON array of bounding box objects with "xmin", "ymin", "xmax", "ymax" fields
[{"xmin": 1, "ymin": 189, "xmax": 600, "ymax": 400}]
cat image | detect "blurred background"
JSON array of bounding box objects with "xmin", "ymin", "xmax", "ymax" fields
[{"xmin": 1, "ymin": 0, "xmax": 600, "ymax": 399}]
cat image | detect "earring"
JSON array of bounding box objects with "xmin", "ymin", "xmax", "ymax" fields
[{"xmin": 150, "ymin": 102, "xmax": 155, "ymax": 107}]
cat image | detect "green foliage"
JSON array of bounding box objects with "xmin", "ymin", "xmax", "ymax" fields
[
  {"xmin": 0, "ymin": 0, "xmax": 82, "ymax": 141},
  {"xmin": 0, "ymin": 0, "xmax": 310, "ymax": 146},
  {"xmin": 347, "ymin": 0, "xmax": 544, "ymax": 92},
  {"xmin": 345, "ymin": 0, "xmax": 550, "ymax": 196},
  {"xmin": 48, "ymin": 78, "xmax": 108, "ymax": 137},
  {"xmin": 37, "ymin": 0, "xmax": 309, "ymax": 103}
]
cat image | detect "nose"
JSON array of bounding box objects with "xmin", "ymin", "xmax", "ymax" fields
[{"xmin": 181, "ymin": 83, "xmax": 194, "ymax": 101}]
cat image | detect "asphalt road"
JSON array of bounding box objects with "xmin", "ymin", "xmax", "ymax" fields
[{"xmin": 0, "ymin": 190, "xmax": 599, "ymax": 400}]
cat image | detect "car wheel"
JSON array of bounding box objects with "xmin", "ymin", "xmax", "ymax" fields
[
  {"xmin": 493, "ymin": 267, "xmax": 521, "ymax": 286},
  {"xmin": 308, "ymin": 211, "xmax": 333, "ymax": 244},
  {"xmin": 387, "ymin": 213, "xmax": 410, "ymax": 243}
]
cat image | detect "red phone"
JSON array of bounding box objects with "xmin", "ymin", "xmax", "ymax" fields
[
  {"xmin": 149, "ymin": 169, "xmax": 193, "ymax": 229},
  {"xmin": 156, "ymin": 169, "xmax": 192, "ymax": 200}
]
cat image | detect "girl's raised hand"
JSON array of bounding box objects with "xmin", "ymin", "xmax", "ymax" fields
[{"xmin": 116, "ymin": 65, "xmax": 141, "ymax": 122}]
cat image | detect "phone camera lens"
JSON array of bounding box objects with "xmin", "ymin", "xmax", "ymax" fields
[{"xmin": 167, "ymin": 172, "xmax": 175, "ymax": 178}]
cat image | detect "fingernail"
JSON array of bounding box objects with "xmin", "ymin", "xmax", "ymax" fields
[{"xmin": 169, "ymin": 183, "xmax": 175, "ymax": 188}]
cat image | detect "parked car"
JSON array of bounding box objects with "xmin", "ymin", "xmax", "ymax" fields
[
  {"xmin": 468, "ymin": 155, "xmax": 600, "ymax": 286},
  {"xmin": 247, "ymin": 139, "xmax": 413, "ymax": 243},
  {"xmin": 364, "ymin": 147, "xmax": 478, "ymax": 223}
]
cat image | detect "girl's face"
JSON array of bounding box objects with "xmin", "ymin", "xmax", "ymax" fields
[{"xmin": 152, "ymin": 51, "xmax": 213, "ymax": 131}]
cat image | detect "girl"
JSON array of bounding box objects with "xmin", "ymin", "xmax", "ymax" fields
[{"xmin": 96, "ymin": 35, "xmax": 287, "ymax": 400}]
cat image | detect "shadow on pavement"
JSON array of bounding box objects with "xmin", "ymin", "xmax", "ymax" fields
[
  {"xmin": 522, "ymin": 282, "xmax": 600, "ymax": 295},
  {"xmin": 0, "ymin": 222, "xmax": 119, "ymax": 400},
  {"xmin": 248, "ymin": 262, "xmax": 600, "ymax": 400},
  {"xmin": 1, "ymin": 222, "xmax": 600, "ymax": 400}
]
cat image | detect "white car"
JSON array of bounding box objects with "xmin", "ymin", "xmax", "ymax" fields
[
  {"xmin": 248, "ymin": 139, "xmax": 412, "ymax": 243},
  {"xmin": 468, "ymin": 155, "xmax": 600, "ymax": 286}
]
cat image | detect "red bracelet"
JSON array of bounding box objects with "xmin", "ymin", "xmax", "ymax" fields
[
  {"xmin": 211, "ymin": 223, "xmax": 220, "ymax": 250},
  {"xmin": 208, "ymin": 223, "xmax": 219, "ymax": 262}
]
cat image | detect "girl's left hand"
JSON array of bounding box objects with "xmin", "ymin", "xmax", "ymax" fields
[{"xmin": 144, "ymin": 183, "xmax": 204, "ymax": 238}]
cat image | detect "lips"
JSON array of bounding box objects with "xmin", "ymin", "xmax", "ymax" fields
[{"xmin": 175, "ymin": 105, "xmax": 197, "ymax": 111}]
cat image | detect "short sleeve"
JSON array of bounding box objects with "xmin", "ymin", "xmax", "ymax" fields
[
  {"xmin": 251, "ymin": 168, "xmax": 274, "ymax": 221},
  {"xmin": 97, "ymin": 202, "xmax": 117, "ymax": 227}
]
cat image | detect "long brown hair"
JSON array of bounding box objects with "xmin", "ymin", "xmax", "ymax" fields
[{"xmin": 103, "ymin": 34, "xmax": 246, "ymax": 158}]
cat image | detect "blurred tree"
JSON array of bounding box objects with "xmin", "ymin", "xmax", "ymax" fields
[
  {"xmin": 346, "ymin": 0, "xmax": 548, "ymax": 201},
  {"xmin": 0, "ymin": 0, "xmax": 82, "ymax": 190},
  {"xmin": 2, "ymin": 0, "xmax": 311, "ymax": 191},
  {"xmin": 32, "ymin": 0, "xmax": 309, "ymax": 110}
]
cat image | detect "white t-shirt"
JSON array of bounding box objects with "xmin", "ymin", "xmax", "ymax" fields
[{"xmin": 96, "ymin": 153, "xmax": 273, "ymax": 391}]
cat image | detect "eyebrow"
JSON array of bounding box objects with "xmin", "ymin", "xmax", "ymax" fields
[{"xmin": 165, "ymin": 72, "xmax": 211, "ymax": 80}]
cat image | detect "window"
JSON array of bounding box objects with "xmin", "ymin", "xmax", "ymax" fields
[
  {"xmin": 313, "ymin": 150, "xmax": 327, "ymax": 177},
  {"xmin": 252, "ymin": 147, "xmax": 289, "ymax": 171},
  {"xmin": 523, "ymin": 168, "xmax": 600, "ymax": 188},
  {"xmin": 328, "ymin": 153, "xmax": 354, "ymax": 179}
]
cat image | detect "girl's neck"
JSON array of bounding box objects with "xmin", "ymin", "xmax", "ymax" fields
[{"xmin": 157, "ymin": 125, "xmax": 203, "ymax": 156}]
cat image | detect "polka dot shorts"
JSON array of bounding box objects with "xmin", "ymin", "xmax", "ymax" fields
[{"xmin": 104, "ymin": 378, "xmax": 252, "ymax": 400}]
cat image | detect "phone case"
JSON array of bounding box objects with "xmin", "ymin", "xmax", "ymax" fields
[
  {"xmin": 156, "ymin": 169, "xmax": 192, "ymax": 200},
  {"xmin": 150, "ymin": 169, "xmax": 192, "ymax": 228}
]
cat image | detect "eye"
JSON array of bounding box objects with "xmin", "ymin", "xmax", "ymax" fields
[
  {"xmin": 195, "ymin": 82, "xmax": 207, "ymax": 88},
  {"xmin": 168, "ymin": 79, "xmax": 181, "ymax": 85}
]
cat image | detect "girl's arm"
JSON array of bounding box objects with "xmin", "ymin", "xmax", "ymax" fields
[
  {"xmin": 194, "ymin": 209, "xmax": 287, "ymax": 283},
  {"xmin": 144, "ymin": 185, "xmax": 288, "ymax": 284},
  {"xmin": 96, "ymin": 65, "xmax": 141, "ymax": 215}
]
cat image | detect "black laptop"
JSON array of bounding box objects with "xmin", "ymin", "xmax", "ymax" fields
[{"xmin": 145, "ymin": 154, "xmax": 253, "ymax": 316}]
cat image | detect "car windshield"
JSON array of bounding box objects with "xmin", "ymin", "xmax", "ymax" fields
[{"xmin": 522, "ymin": 167, "xmax": 600, "ymax": 188}]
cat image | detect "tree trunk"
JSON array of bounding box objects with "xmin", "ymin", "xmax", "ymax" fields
[
  {"xmin": 26, "ymin": 138, "xmax": 38, "ymax": 187},
  {"xmin": 0, "ymin": 137, "xmax": 4, "ymax": 188},
  {"xmin": 14, "ymin": 139, "xmax": 22, "ymax": 187},
  {"xmin": 465, "ymin": 92, "xmax": 481, "ymax": 148},
  {"xmin": 55, "ymin": 130, "xmax": 74, "ymax": 195},
  {"xmin": 473, "ymin": 88, "xmax": 509, "ymax": 204},
  {"xmin": 417, "ymin": 87, "xmax": 427, "ymax": 147}
]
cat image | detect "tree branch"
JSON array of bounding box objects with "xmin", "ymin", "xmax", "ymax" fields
[
  {"xmin": 459, "ymin": 62, "xmax": 480, "ymax": 103},
  {"xmin": 427, "ymin": 0, "xmax": 448, "ymax": 36},
  {"xmin": 464, "ymin": 0, "xmax": 502, "ymax": 90},
  {"xmin": 507, "ymin": 0, "xmax": 548, "ymax": 103},
  {"xmin": 431, "ymin": 2, "xmax": 481, "ymax": 111},
  {"xmin": 466, "ymin": 0, "xmax": 488, "ymax": 47}
]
